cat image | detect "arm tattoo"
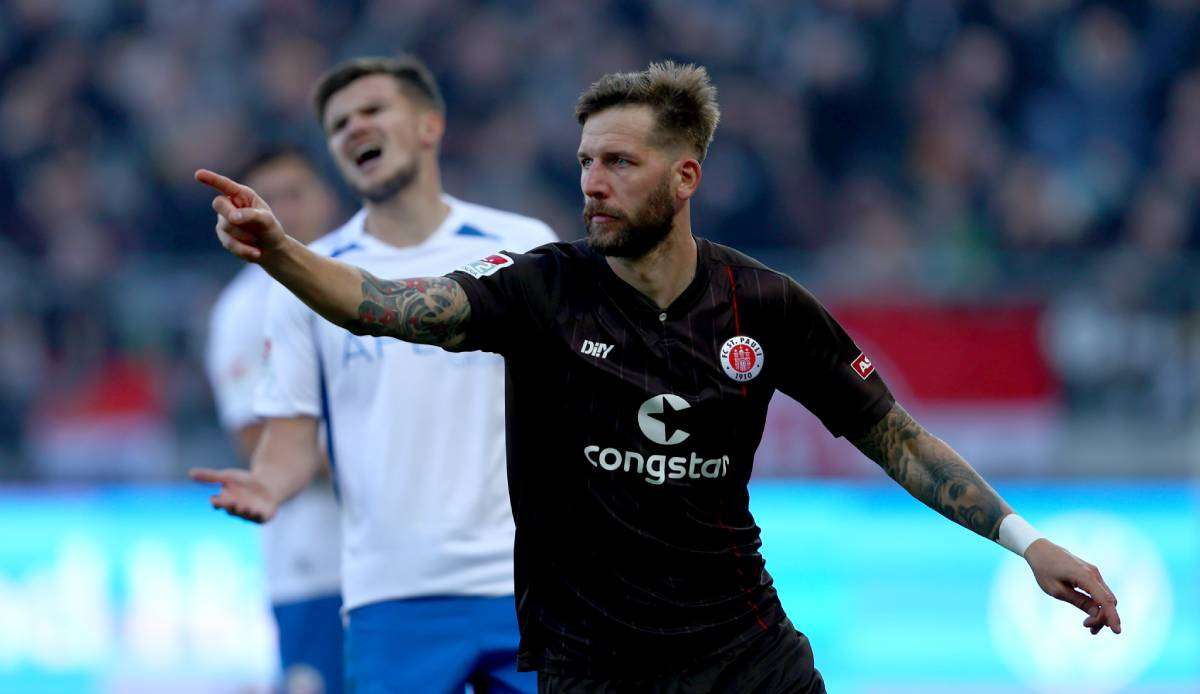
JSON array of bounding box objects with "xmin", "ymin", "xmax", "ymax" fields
[
  {"xmin": 343, "ymin": 271, "xmax": 470, "ymax": 348},
  {"xmin": 849, "ymin": 403, "xmax": 1012, "ymax": 540}
]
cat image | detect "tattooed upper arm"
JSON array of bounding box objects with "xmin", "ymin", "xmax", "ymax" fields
[
  {"xmin": 849, "ymin": 402, "xmax": 1012, "ymax": 541},
  {"xmin": 343, "ymin": 271, "xmax": 471, "ymax": 349}
]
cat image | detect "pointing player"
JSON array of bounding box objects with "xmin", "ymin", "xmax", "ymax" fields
[
  {"xmin": 192, "ymin": 56, "xmax": 555, "ymax": 692},
  {"xmin": 203, "ymin": 147, "xmax": 344, "ymax": 692},
  {"xmin": 197, "ymin": 62, "xmax": 1120, "ymax": 693}
]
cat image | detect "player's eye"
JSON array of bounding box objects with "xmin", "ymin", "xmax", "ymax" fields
[
  {"xmin": 615, "ymin": 157, "xmax": 630, "ymax": 167},
  {"xmin": 579, "ymin": 157, "xmax": 592, "ymax": 168}
]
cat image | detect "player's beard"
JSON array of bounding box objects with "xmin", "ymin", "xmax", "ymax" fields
[
  {"xmin": 584, "ymin": 176, "xmax": 676, "ymax": 259},
  {"xmin": 354, "ymin": 157, "xmax": 419, "ymax": 203}
]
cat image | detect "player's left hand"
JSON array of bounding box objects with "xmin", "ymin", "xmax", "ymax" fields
[{"xmin": 1024, "ymin": 538, "xmax": 1121, "ymax": 635}]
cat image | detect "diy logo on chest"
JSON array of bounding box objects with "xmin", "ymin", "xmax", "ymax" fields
[
  {"xmin": 719, "ymin": 336, "xmax": 764, "ymax": 382},
  {"xmin": 580, "ymin": 339, "xmax": 615, "ymax": 359}
]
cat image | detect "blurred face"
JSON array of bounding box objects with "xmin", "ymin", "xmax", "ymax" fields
[
  {"xmin": 578, "ymin": 106, "xmax": 681, "ymax": 258},
  {"xmin": 323, "ymin": 74, "xmax": 434, "ymax": 203},
  {"xmin": 245, "ymin": 156, "xmax": 337, "ymax": 244}
]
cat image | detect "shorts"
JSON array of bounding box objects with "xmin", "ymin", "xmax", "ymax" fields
[
  {"xmin": 273, "ymin": 593, "xmax": 345, "ymax": 694},
  {"xmin": 536, "ymin": 619, "xmax": 825, "ymax": 694},
  {"xmin": 345, "ymin": 594, "xmax": 534, "ymax": 694}
]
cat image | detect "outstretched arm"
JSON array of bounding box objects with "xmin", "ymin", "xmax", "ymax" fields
[
  {"xmin": 849, "ymin": 402, "xmax": 1011, "ymax": 539},
  {"xmin": 849, "ymin": 402, "xmax": 1122, "ymax": 635},
  {"xmin": 196, "ymin": 168, "xmax": 470, "ymax": 349}
]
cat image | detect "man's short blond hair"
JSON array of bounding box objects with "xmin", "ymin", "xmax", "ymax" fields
[{"xmin": 575, "ymin": 61, "xmax": 721, "ymax": 162}]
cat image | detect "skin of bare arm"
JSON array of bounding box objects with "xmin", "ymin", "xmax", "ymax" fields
[
  {"xmin": 848, "ymin": 401, "xmax": 1122, "ymax": 634},
  {"xmin": 195, "ymin": 168, "xmax": 471, "ymax": 349},
  {"xmin": 232, "ymin": 421, "xmax": 265, "ymax": 462},
  {"xmin": 191, "ymin": 416, "xmax": 324, "ymax": 524},
  {"xmin": 848, "ymin": 402, "xmax": 1012, "ymax": 540}
]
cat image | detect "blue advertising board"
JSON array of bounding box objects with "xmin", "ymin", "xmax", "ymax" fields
[{"xmin": 0, "ymin": 482, "xmax": 1195, "ymax": 692}]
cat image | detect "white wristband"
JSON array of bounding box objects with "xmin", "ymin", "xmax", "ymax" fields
[{"xmin": 998, "ymin": 514, "xmax": 1044, "ymax": 557}]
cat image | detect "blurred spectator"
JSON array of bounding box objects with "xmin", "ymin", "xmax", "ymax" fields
[{"xmin": 0, "ymin": 0, "xmax": 1197, "ymax": 479}]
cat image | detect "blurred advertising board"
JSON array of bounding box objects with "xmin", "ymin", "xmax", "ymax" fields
[
  {"xmin": 0, "ymin": 483, "xmax": 1194, "ymax": 693},
  {"xmin": 757, "ymin": 303, "xmax": 1061, "ymax": 477}
]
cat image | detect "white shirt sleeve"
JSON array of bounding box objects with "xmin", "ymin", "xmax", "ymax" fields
[
  {"xmin": 206, "ymin": 279, "xmax": 265, "ymax": 432},
  {"xmin": 254, "ymin": 279, "xmax": 322, "ymax": 419}
]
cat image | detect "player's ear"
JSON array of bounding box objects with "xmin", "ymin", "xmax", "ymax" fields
[
  {"xmin": 675, "ymin": 158, "xmax": 701, "ymax": 201},
  {"xmin": 419, "ymin": 109, "xmax": 445, "ymax": 148}
]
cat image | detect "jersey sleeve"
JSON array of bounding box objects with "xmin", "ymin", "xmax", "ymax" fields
[
  {"xmin": 773, "ymin": 279, "xmax": 894, "ymax": 438},
  {"xmin": 253, "ymin": 279, "xmax": 322, "ymax": 419},
  {"xmin": 205, "ymin": 291, "xmax": 263, "ymax": 432},
  {"xmin": 444, "ymin": 244, "xmax": 560, "ymax": 355}
]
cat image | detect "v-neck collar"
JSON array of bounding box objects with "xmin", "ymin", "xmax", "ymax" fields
[{"xmin": 590, "ymin": 237, "xmax": 711, "ymax": 318}]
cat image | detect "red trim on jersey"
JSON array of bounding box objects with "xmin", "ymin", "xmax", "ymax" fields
[
  {"xmin": 726, "ymin": 267, "xmax": 748, "ymax": 397},
  {"xmin": 726, "ymin": 266, "xmax": 743, "ymax": 334},
  {"xmin": 715, "ymin": 511, "xmax": 770, "ymax": 632}
]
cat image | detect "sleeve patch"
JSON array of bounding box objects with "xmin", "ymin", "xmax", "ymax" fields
[
  {"xmin": 457, "ymin": 253, "xmax": 514, "ymax": 278},
  {"xmin": 852, "ymin": 352, "xmax": 875, "ymax": 380}
]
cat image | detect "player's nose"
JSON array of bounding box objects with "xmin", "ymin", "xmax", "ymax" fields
[
  {"xmin": 344, "ymin": 112, "xmax": 375, "ymax": 141},
  {"xmin": 582, "ymin": 167, "xmax": 609, "ymax": 199}
]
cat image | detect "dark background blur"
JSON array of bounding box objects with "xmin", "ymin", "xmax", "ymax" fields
[
  {"xmin": 0, "ymin": 2, "xmax": 1196, "ymax": 692},
  {"xmin": 0, "ymin": 0, "xmax": 1196, "ymax": 479}
]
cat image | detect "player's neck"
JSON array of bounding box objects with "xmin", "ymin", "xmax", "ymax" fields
[
  {"xmin": 362, "ymin": 169, "xmax": 450, "ymax": 248},
  {"xmin": 606, "ymin": 222, "xmax": 697, "ymax": 310}
]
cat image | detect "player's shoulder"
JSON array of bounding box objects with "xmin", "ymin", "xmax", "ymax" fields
[
  {"xmin": 211, "ymin": 265, "xmax": 269, "ymax": 321},
  {"xmin": 448, "ymin": 196, "xmax": 558, "ymax": 247},
  {"xmin": 513, "ymin": 238, "xmax": 590, "ymax": 268},
  {"xmin": 451, "ymin": 239, "xmax": 585, "ymax": 289},
  {"xmin": 207, "ymin": 265, "xmax": 269, "ymax": 364},
  {"xmin": 704, "ymin": 239, "xmax": 791, "ymax": 281},
  {"xmin": 702, "ymin": 238, "xmax": 813, "ymax": 305}
]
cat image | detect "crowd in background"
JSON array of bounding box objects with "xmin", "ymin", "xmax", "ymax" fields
[{"xmin": 0, "ymin": 0, "xmax": 1197, "ymax": 479}]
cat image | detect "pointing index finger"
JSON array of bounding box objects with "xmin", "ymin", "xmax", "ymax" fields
[{"xmin": 195, "ymin": 169, "xmax": 253, "ymax": 208}]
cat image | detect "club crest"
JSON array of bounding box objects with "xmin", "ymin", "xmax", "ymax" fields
[{"xmin": 719, "ymin": 336, "xmax": 764, "ymax": 382}]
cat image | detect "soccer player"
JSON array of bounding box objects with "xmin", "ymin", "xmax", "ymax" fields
[
  {"xmin": 192, "ymin": 55, "xmax": 556, "ymax": 693},
  {"xmin": 203, "ymin": 147, "xmax": 344, "ymax": 693},
  {"xmin": 196, "ymin": 62, "xmax": 1121, "ymax": 693}
]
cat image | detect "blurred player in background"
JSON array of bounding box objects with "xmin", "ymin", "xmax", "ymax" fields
[
  {"xmin": 192, "ymin": 55, "xmax": 556, "ymax": 693},
  {"xmin": 204, "ymin": 147, "xmax": 344, "ymax": 693},
  {"xmin": 197, "ymin": 62, "xmax": 1120, "ymax": 693}
]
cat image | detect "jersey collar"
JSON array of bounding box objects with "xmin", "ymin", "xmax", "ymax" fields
[
  {"xmin": 591, "ymin": 237, "xmax": 712, "ymax": 318},
  {"xmin": 350, "ymin": 195, "xmax": 467, "ymax": 253}
]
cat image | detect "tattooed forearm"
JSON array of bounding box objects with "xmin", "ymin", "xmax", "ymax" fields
[
  {"xmin": 849, "ymin": 403, "xmax": 1012, "ymax": 540},
  {"xmin": 343, "ymin": 271, "xmax": 470, "ymax": 348}
]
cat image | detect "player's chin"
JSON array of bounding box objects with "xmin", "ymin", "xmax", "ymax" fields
[{"xmin": 586, "ymin": 223, "xmax": 629, "ymax": 251}]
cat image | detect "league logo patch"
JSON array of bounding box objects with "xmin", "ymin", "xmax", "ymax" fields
[
  {"xmin": 457, "ymin": 252, "xmax": 514, "ymax": 279},
  {"xmin": 852, "ymin": 351, "xmax": 875, "ymax": 380},
  {"xmin": 719, "ymin": 336, "xmax": 764, "ymax": 382}
]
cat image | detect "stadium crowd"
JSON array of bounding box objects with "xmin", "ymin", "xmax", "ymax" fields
[{"xmin": 0, "ymin": 0, "xmax": 1196, "ymax": 479}]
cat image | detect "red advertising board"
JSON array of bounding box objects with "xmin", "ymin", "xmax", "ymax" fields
[{"xmin": 756, "ymin": 303, "xmax": 1062, "ymax": 478}]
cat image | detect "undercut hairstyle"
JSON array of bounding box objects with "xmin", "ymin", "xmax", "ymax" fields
[
  {"xmin": 575, "ymin": 61, "xmax": 721, "ymax": 161},
  {"xmin": 312, "ymin": 54, "xmax": 446, "ymax": 126}
]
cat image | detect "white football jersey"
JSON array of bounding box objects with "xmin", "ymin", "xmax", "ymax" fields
[
  {"xmin": 255, "ymin": 196, "xmax": 556, "ymax": 610},
  {"xmin": 206, "ymin": 265, "xmax": 342, "ymax": 604}
]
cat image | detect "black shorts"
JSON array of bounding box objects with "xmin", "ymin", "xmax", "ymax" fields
[{"xmin": 536, "ymin": 619, "xmax": 826, "ymax": 694}]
